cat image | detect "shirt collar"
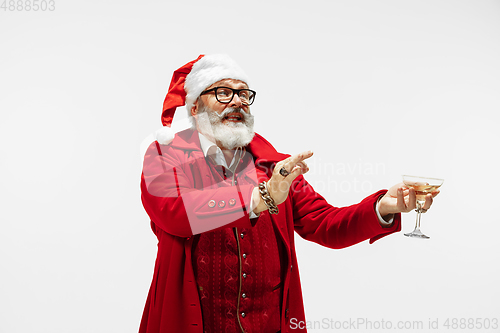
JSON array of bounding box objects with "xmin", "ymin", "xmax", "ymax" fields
[
  {"xmin": 198, "ymin": 132, "xmax": 240, "ymax": 170},
  {"xmin": 198, "ymin": 132, "xmax": 217, "ymax": 158}
]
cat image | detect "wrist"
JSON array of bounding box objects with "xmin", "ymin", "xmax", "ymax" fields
[
  {"xmin": 377, "ymin": 195, "xmax": 394, "ymax": 222},
  {"xmin": 259, "ymin": 181, "xmax": 279, "ymax": 214},
  {"xmin": 252, "ymin": 187, "xmax": 268, "ymax": 214},
  {"xmin": 252, "ymin": 182, "xmax": 279, "ymax": 215}
]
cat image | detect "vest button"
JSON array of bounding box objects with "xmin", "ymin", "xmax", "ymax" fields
[
  {"xmin": 242, "ymin": 293, "xmax": 247, "ymax": 298},
  {"xmin": 240, "ymin": 233, "xmax": 244, "ymax": 239},
  {"xmin": 242, "ymin": 273, "xmax": 247, "ymax": 278},
  {"xmin": 242, "ymin": 253, "xmax": 247, "ymax": 259},
  {"xmin": 241, "ymin": 312, "xmax": 246, "ymax": 318}
]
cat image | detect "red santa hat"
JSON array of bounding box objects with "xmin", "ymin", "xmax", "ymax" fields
[{"xmin": 161, "ymin": 54, "xmax": 250, "ymax": 127}]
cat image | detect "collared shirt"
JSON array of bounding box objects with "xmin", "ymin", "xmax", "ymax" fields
[
  {"xmin": 198, "ymin": 132, "xmax": 241, "ymax": 171},
  {"xmin": 198, "ymin": 132, "xmax": 393, "ymax": 225},
  {"xmin": 198, "ymin": 132, "xmax": 259, "ymax": 218}
]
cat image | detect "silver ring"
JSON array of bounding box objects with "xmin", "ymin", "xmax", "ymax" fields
[{"xmin": 279, "ymin": 167, "xmax": 290, "ymax": 177}]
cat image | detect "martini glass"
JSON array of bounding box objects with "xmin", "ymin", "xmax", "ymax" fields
[{"xmin": 402, "ymin": 175, "xmax": 444, "ymax": 239}]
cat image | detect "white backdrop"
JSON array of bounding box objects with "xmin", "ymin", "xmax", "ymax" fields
[{"xmin": 1, "ymin": 1, "xmax": 499, "ymax": 332}]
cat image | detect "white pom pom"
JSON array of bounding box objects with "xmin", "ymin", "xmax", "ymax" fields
[{"xmin": 155, "ymin": 126, "xmax": 175, "ymax": 145}]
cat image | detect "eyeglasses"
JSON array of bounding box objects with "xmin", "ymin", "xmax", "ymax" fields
[{"xmin": 200, "ymin": 87, "xmax": 256, "ymax": 106}]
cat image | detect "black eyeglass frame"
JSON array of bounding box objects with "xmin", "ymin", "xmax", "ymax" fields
[{"xmin": 200, "ymin": 87, "xmax": 256, "ymax": 106}]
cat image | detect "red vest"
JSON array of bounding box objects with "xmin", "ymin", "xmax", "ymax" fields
[{"xmin": 193, "ymin": 152, "xmax": 282, "ymax": 332}]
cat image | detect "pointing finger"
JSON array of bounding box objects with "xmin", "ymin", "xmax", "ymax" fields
[
  {"xmin": 287, "ymin": 151, "xmax": 314, "ymax": 168},
  {"xmin": 280, "ymin": 151, "xmax": 313, "ymax": 177}
]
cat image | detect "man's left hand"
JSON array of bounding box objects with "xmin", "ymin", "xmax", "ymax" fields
[{"xmin": 377, "ymin": 183, "xmax": 440, "ymax": 220}]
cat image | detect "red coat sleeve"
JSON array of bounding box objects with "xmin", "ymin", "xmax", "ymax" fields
[
  {"xmin": 290, "ymin": 175, "xmax": 401, "ymax": 248},
  {"xmin": 141, "ymin": 142, "xmax": 255, "ymax": 237}
]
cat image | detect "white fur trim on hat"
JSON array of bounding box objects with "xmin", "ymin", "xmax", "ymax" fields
[
  {"xmin": 184, "ymin": 54, "xmax": 249, "ymax": 113},
  {"xmin": 154, "ymin": 126, "xmax": 175, "ymax": 145}
]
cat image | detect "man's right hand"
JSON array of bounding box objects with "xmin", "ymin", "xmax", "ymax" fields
[{"xmin": 252, "ymin": 150, "xmax": 314, "ymax": 214}]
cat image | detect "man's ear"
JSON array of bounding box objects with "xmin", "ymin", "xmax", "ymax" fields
[{"xmin": 191, "ymin": 103, "xmax": 198, "ymax": 117}]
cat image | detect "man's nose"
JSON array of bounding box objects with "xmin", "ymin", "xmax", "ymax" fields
[{"xmin": 229, "ymin": 93, "xmax": 243, "ymax": 107}]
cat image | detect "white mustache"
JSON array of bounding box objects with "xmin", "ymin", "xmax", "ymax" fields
[{"xmin": 214, "ymin": 108, "xmax": 247, "ymax": 120}]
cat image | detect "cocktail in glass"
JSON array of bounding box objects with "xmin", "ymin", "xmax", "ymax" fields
[{"xmin": 402, "ymin": 175, "xmax": 444, "ymax": 239}]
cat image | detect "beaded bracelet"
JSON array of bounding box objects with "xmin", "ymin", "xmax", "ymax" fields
[{"xmin": 258, "ymin": 181, "xmax": 279, "ymax": 215}]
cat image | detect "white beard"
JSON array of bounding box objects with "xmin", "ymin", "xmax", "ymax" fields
[{"xmin": 195, "ymin": 103, "xmax": 255, "ymax": 150}]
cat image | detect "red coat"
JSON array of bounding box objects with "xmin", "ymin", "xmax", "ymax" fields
[{"xmin": 139, "ymin": 129, "xmax": 401, "ymax": 333}]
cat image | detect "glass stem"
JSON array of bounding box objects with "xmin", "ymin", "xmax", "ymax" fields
[
  {"xmin": 415, "ymin": 209, "xmax": 422, "ymax": 230},
  {"xmin": 414, "ymin": 201, "xmax": 423, "ymax": 231}
]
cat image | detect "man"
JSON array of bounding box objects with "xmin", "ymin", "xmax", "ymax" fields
[{"xmin": 139, "ymin": 54, "xmax": 438, "ymax": 333}]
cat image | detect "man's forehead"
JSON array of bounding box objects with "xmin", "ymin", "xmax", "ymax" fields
[{"xmin": 207, "ymin": 79, "xmax": 248, "ymax": 90}]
